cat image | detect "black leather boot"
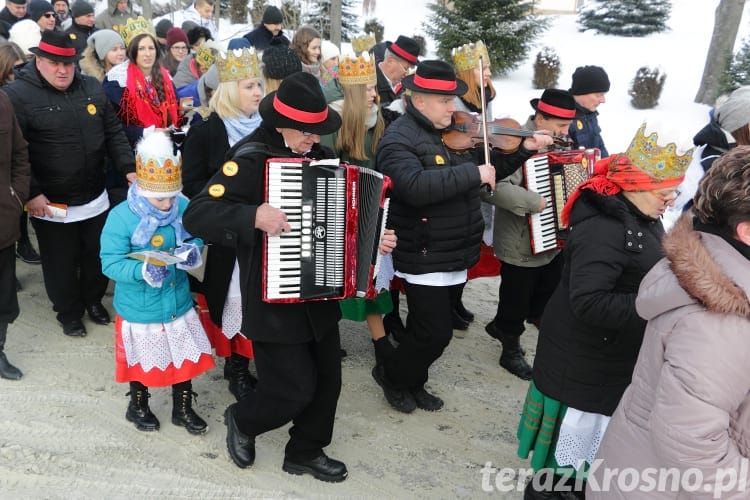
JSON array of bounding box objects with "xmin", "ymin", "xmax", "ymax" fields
[
  {"xmin": 223, "ymin": 354, "xmax": 257, "ymax": 401},
  {"xmin": 125, "ymin": 383, "xmax": 160, "ymax": 431},
  {"xmin": 499, "ymin": 334, "xmax": 533, "ymax": 381},
  {"xmin": 0, "ymin": 323, "xmax": 22, "ymax": 380},
  {"xmin": 372, "ymin": 336, "xmax": 395, "ymax": 368},
  {"xmin": 172, "ymin": 382, "xmax": 208, "ymax": 435}
]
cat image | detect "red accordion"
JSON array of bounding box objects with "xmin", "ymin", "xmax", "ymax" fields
[
  {"xmin": 524, "ymin": 148, "xmax": 600, "ymax": 255},
  {"xmin": 262, "ymin": 158, "xmax": 391, "ymax": 303}
]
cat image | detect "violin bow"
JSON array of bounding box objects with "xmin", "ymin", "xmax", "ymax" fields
[
  {"xmin": 478, "ymin": 55, "xmax": 492, "ymax": 194},
  {"xmin": 478, "ymin": 55, "xmax": 490, "ymax": 166}
]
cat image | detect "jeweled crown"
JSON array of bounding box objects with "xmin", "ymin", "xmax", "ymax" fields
[
  {"xmin": 351, "ymin": 33, "xmax": 376, "ymax": 54},
  {"xmin": 624, "ymin": 123, "xmax": 693, "ymax": 180},
  {"xmin": 451, "ymin": 40, "xmax": 489, "ymax": 72},
  {"xmin": 217, "ymin": 47, "xmax": 260, "ymax": 83},
  {"xmin": 194, "ymin": 46, "xmax": 216, "ymax": 69},
  {"xmin": 338, "ymin": 52, "xmax": 376, "ymax": 86},
  {"xmin": 117, "ymin": 16, "xmax": 155, "ymax": 49}
]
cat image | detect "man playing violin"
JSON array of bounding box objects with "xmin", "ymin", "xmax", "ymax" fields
[
  {"xmin": 482, "ymin": 88, "xmax": 575, "ymax": 380},
  {"xmin": 374, "ymin": 60, "xmax": 552, "ymax": 413}
]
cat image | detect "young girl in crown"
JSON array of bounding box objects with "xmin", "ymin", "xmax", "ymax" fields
[
  {"xmin": 100, "ymin": 132, "xmax": 215, "ymax": 434},
  {"xmin": 319, "ymin": 52, "xmax": 397, "ymax": 372}
]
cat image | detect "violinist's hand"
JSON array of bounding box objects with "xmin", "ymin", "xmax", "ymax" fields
[
  {"xmin": 379, "ymin": 229, "xmax": 397, "ymax": 255},
  {"xmin": 256, "ymin": 203, "xmax": 291, "ymax": 237},
  {"xmin": 523, "ymin": 131, "xmax": 554, "ymax": 151},
  {"xmin": 478, "ymin": 163, "xmax": 496, "ymax": 186}
]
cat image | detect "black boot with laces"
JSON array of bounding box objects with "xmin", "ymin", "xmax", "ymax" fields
[
  {"xmin": 126, "ymin": 383, "xmax": 160, "ymax": 431},
  {"xmin": 172, "ymin": 382, "xmax": 208, "ymax": 435}
]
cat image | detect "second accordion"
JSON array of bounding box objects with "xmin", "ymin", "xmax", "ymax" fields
[
  {"xmin": 524, "ymin": 148, "xmax": 600, "ymax": 255},
  {"xmin": 262, "ymin": 157, "xmax": 391, "ymax": 303}
]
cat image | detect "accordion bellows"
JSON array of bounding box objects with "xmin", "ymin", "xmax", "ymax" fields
[{"xmin": 338, "ymin": 52, "xmax": 376, "ymax": 86}]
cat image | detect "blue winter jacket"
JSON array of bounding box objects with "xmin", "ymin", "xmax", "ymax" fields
[
  {"xmin": 568, "ymin": 103, "xmax": 609, "ymax": 158},
  {"xmin": 100, "ymin": 196, "xmax": 202, "ymax": 324}
]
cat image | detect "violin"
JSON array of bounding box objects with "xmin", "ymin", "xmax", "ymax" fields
[{"xmin": 442, "ymin": 111, "xmax": 572, "ymax": 154}]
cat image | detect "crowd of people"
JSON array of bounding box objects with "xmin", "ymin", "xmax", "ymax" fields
[{"xmin": 2, "ymin": 2, "xmax": 750, "ymax": 496}]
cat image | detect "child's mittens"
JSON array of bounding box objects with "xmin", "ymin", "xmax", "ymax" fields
[
  {"xmin": 142, "ymin": 262, "xmax": 171, "ymax": 287},
  {"xmin": 175, "ymin": 243, "xmax": 202, "ymax": 270}
]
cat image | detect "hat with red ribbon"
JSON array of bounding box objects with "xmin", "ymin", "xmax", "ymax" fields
[
  {"xmin": 401, "ymin": 59, "xmax": 468, "ymax": 96},
  {"xmin": 530, "ymin": 88, "xmax": 576, "ymax": 120},
  {"xmin": 386, "ymin": 35, "xmax": 420, "ymax": 65},
  {"xmin": 30, "ymin": 29, "xmax": 79, "ymax": 63},
  {"xmin": 258, "ymin": 71, "xmax": 341, "ymax": 135}
]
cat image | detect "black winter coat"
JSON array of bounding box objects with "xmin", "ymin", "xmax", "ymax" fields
[
  {"xmin": 3, "ymin": 62, "xmax": 134, "ymax": 205},
  {"xmin": 182, "ymin": 123, "xmax": 341, "ymax": 344},
  {"xmin": 693, "ymin": 119, "xmax": 733, "ymax": 172},
  {"xmin": 242, "ymin": 25, "xmax": 289, "ymax": 51},
  {"xmin": 532, "ymin": 190, "xmax": 665, "ymax": 415},
  {"xmin": 569, "ymin": 102, "xmax": 609, "ymax": 158},
  {"xmin": 181, "ymin": 111, "xmax": 235, "ymax": 326},
  {"xmin": 66, "ymin": 21, "xmax": 95, "ymax": 56},
  {"xmin": 0, "ymin": 7, "xmax": 27, "ymax": 27},
  {"xmin": 376, "ymin": 103, "xmax": 532, "ymax": 275}
]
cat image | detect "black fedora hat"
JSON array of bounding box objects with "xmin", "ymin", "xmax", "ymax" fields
[
  {"xmin": 386, "ymin": 35, "xmax": 420, "ymax": 65},
  {"xmin": 259, "ymin": 71, "xmax": 341, "ymax": 135},
  {"xmin": 530, "ymin": 88, "xmax": 576, "ymax": 119},
  {"xmin": 29, "ymin": 29, "xmax": 79, "ymax": 63},
  {"xmin": 401, "ymin": 59, "xmax": 468, "ymax": 96}
]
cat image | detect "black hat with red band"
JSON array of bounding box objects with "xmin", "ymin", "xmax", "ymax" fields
[
  {"xmin": 259, "ymin": 71, "xmax": 342, "ymax": 135},
  {"xmin": 386, "ymin": 35, "xmax": 420, "ymax": 65},
  {"xmin": 30, "ymin": 29, "xmax": 79, "ymax": 63},
  {"xmin": 529, "ymin": 88, "xmax": 576, "ymax": 120},
  {"xmin": 401, "ymin": 59, "xmax": 468, "ymax": 96}
]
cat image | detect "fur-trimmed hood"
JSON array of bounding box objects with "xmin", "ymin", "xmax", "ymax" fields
[
  {"xmin": 636, "ymin": 211, "xmax": 750, "ymax": 320},
  {"xmin": 79, "ymin": 46, "xmax": 105, "ymax": 83}
]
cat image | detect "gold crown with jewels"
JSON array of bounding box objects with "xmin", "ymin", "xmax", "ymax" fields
[
  {"xmin": 217, "ymin": 47, "xmax": 260, "ymax": 82},
  {"xmin": 338, "ymin": 52, "xmax": 376, "ymax": 85},
  {"xmin": 135, "ymin": 133, "xmax": 182, "ymax": 196},
  {"xmin": 194, "ymin": 45, "xmax": 216, "ymax": 69},
  {"xmin": 117, "ymin": 16, "xmax": 155, "ymax": 49},
  {"xmin": 451, "ymin": 40, "xmax": 490, "ymax": 72},
  {"xmin": 351, "ymin": 33, "xmax": 376, "ymax": 54},
  {"xmin": 624, "ymin": 123, "xmax": 693, "ymax": 180}
]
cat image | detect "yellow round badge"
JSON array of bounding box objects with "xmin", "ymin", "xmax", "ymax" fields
[
  {"xmin": 435, "ymin": 155, "xmax": 445, "ymax": 165},
  {"xmin": 87, "ymin": 103, "xmax": 97, "ymax": 115},
  {"xmin": 576, "ymin": 119, "xmax": 584, "ymax": 130},
  {"xmin": 222, "ymin": 161, "xmax": 239, "ymax": 176},
  {"xmin": 69, "ymin": 33, "xmax": 77, "ymax": 40},
  {"xmin": 150, "ymin": 234, "xmax": 164, "ymax": 247},
  {"xmin": 209, "ymin": 184, "xmax": 226, "ymax": 198}
]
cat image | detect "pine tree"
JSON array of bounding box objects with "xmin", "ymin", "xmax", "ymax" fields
[
  {"xmin": 720, "ymin": 36, "xmax": 750, "ymax": 96},
  {"xmin": 423, "ymin": 0, "xmax": 549, "ymax": 76},
  {"xmin": 303, "ymin": 0, "xmax": 360, "ymax": 42},
  {"xmin": 578, "ymin": 0, "xmax": 671, "ymax": 37}
]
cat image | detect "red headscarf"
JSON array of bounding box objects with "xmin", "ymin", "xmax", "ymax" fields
[
  {"xmin": 561, "ymin": 154, "xmax": 685, "ymax": 226},
  {"xmin": 118, "ymin": 62, "xmax": 181, "ymax": 131}
]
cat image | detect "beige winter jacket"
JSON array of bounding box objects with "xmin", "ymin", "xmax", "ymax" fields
[{"xmin": 588, "ymin": 213, "xmax": 750, "ymax": 499}]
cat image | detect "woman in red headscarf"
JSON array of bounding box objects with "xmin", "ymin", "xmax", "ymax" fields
[
  {"xmin": 516, "ymin": 124, "xmax": 692, "ymax": 499},
  {"xmin": 103, "ymin": 27, "xmax": 182, "ymax": 147}
]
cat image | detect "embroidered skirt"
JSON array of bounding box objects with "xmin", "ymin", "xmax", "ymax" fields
[
  {"xmin": 115, "ymin": 307, "xmax": 216, "ymax": 387},
  {"xmin": 517, "ymin": 381, "xmax": 601, "ymax": 480}
]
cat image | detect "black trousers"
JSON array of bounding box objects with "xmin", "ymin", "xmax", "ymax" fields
[
  {"xmin": 494, "ymin": 254, "xmax": 563, "ymax": 337},
  {"xmin": 383, "ymin": 281, "xmax": 457, "ymax": 390},
  {"xmin": 0, "ymin": 244, "xmax": 19, "ymax": 324},
  {"xmin": 30, "ymin": 212, "xmax": 109, "ymax": 324},
  {"xmin": 235, "ymin": 326, "xmax": 342, "ymax": 460}
]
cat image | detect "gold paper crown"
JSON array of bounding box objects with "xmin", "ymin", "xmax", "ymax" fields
[
  {"xmin": 351, "ymin": 33, "xmax": 376, "ymax": 54},
  {"xmin": 451, "ymin": 40, "xmax": 490, "ymax": 72},
  {"xmin": 338, "ymin": 52, "xmax": 376, "ymax": 86},
  {"xmin": 624, "ymin": 123, "xmax": 693, "ymax": 180},
  {"xmin": 135, "ymin": 133, "xmax": 182, "ymax": 196},
  {"xmin": 217, "ymin": 48, "xmax": 260, "ymax": 83},
  {"xmin": 117, "ymin": 16, "xmax": 155, "ymax": 49},
  {"xmin": 194, "ymin": 46, "xmax": 216, "ymax": 69}
]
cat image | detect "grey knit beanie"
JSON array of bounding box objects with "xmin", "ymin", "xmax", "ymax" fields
[
  {"xmin": 87, "ymin": 29, "xmax": 124, "ymax": 60},
  {"xmin": 715, "ymin": 86, "xmax": 750, "ymax": 133}
]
